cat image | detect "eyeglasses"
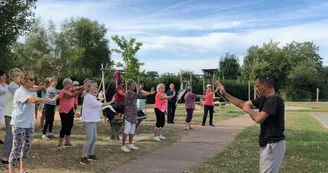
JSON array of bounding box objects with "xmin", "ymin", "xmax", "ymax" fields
[{"xmin": 28, "ymin": 78, "xmax": 35, "ymax": 82}]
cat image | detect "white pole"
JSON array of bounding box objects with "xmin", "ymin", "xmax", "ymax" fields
[
  {"xmin": 316, "ymin": 88, "xmax": 319, "ymax": 109},
  {"xmin": 101, "ymin": 63, "xmax": 107, "ymax": 102}
]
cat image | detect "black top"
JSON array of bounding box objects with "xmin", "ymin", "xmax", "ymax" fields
[
  {"xmin": 167, "ymin": 90, "xmax": 177, "ymax": 104},
  {"xmin": 251, "ymin": 93, "xmax": 285, "ymax": 147},
  {"xmin": 137, "ymin": 89, "xmax": 146, "ymax": 99}
]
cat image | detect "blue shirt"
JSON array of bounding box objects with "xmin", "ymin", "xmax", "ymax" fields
[{"xmin": 11, "ymin": 86, "xmax": 37, "ymax": 128}]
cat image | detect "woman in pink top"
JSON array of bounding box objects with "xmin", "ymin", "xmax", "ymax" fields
[
  {"xmin": 58, "ymin": 78, "xmax": 83, "ymax": 149},
  {"xmin": 202, "ymin": 84, "xmax": 219, "ymax": 127},
  {"xmin": 153, "ymin": 83, "xmax": 175, "ymax": 142}
]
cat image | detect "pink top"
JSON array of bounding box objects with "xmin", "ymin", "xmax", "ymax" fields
[
  {"xmin": 70, "ymin": 88, "xmax": 78, "ymax": 105},
  {"xmin": 203, "ymin": 89, "xmax": 214, "ymax": 106},
  {"xmin": 59, "ymin": 90, "xmax": 75, "ymax": 113},
  {"xmin": 154, "ymin": 92, "xmax": 167, "ymax": 112}
]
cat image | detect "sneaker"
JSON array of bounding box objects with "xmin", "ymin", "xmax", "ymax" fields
[
  {"xmin": 1, "ymin": 159, "xmax": 9, "ymax": 164},
  {"xmin": 42, "ymin": 135, "xmax": 49, "ymax": 140},
  {"xmin": 64, "ymin": 143, "xmax": 75, "ymax": 148},
  {"xmin": 88, "ymin": 155, "xmax": 98, "ymax": 161},
  {"xmin": 153, "ymin": 136, "xmax": 161, "ymax": 142},
  {"xmin": 159, "ymin": 135, "xmax": 166, "ymax": 140},
  {"xmin": 57, "ymin": 144, "xmax": 65, "ymax": 149},
  {"xmin": 121, "ymin": 145, "xmax": 131, "ymax": 152},
  {"xmin": 48, "ymin": 133, "xmax": 56, "ymax": 138},
  {"xmin": 128, "ymin": 144, "xmax": 139, "ymax": 150},
  {"xmin": 80, "ymin": 157, "xmax": 90, "ymax": 165}
]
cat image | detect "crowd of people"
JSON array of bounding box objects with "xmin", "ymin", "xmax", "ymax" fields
[{"xmin": 0, "ymin": 68, "xmax": 286, "ymax": 173}]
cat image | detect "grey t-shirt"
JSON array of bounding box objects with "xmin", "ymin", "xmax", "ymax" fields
[{"xmin": 10, "ymin": 86, "xmax": 37, "ymax": 128}]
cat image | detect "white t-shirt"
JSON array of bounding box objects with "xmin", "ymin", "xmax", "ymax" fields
[
  {"xmin": 81, "ymin": 93, "xmax": 102, "ymax": 122},
  {"xmin": 0, "ymin": 83, "xmax": 8, "ymax": 106},
  {"xmin": 10, "ymin": 86, "xmax": 37, "ymax": 128}
]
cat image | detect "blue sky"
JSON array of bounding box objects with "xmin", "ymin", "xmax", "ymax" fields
[{"xmin": 35, "ymin": 0, "xmax": 328, "ymax": 74}]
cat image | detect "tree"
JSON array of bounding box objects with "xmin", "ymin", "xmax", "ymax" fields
[
  {"xmin": 146, "ymin": 71, "xmax": 159, "ymax": 80},
  {"xmin": 241, "ymin": 41, "xmax": 290, "ymax": 90},
  {"xmin": 111, "ymin": 35, "xmax": 144, "ymax": 80},
  {"xmin": 218, "ymin": 53, "xmax": 240, "ymax": 80},
  {"xmin": 58, "ymin": 17, "xmax": 112, "ymax": 77},
  {"xmin": 0, "ymin": 0, "xmax": 37, "ymax": 71}
]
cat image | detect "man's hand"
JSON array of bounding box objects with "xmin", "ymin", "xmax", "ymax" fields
[
  {"xmin": 242, "ymin": 105, "xmax": 252, "ymax": 114},
  {"xmin": 214, "ymin": 81, "xmax": 225, "ymax": 93}
]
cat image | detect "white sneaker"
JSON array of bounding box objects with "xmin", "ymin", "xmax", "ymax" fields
[
  {"xmin": 128, "ymin": 144, "xmax": 139, "ymax": 150},
  {"xmin": 42, "ymin": 135, "xmax": 49, "ymax": 140},
  {"xmin": 121, "ymin": 145, "xmax": 131, "ymax": 152},
  {"xmin": 159, "ymin": 135, "xmax": 166, "ymax": 140},
  {"xmin": 153, "ymin": 136, "xmax": 161, "ymax": 142}
]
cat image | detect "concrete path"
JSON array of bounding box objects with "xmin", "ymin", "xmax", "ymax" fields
[
  {"xmin": 314, "ymin": 114, "xmax": 328, "ymax": 128},
  {"xmin": 111, "ymin": 114, "xmax": 254, "ymax": 173}
]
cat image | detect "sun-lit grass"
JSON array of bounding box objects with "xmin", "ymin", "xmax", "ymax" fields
[
  {"xmin": 0, "ymin": 121, "xmax": 184, "ymax": 173},
  {"xmin": 192, "ymin": 102, "xmax": 328, "ymax": 173}
]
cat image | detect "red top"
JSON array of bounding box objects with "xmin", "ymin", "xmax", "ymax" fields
[
  {"xmin": 115, "ymin": 71, "xmax": 122, "ymax": 81},
  {"xmin": 203, "ymin": 89, "xmax": 214, "ymax": 106},
  {"xmin": 154, "ymin": 91, "xmax": 167, "ymax": 112},
  {"xmin": 115, "ymin": 85, "xmax": 125, "ymax": 102},
  {"xmin": 59, "ymin": 89, "xmax": 75, "ymax": 113}
]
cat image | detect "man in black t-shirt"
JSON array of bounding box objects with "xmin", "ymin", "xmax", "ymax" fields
[{"xmin": 215, "ymin": 76, "xmax": 286, "ymax": 173}]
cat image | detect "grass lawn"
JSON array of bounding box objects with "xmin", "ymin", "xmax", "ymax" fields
[
  {"xmin": 0, "ymin": 121, "xmax": 183, "ymax": 173},
  {"xmin": 192, "ymin": 102, "xmax": 328, "ymax": 173}
]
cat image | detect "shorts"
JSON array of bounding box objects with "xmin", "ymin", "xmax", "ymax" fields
[
  {"xmin": 124, "ymin": 120, "xmax": 136, "ymax": 134},
  {"xmin": 38, "ymin": 103, "xmax": 45, "ymax": 111}
]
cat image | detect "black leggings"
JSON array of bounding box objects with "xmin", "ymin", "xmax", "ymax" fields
[
  {"xmin": 202, "ymin": 105, "xmax": 214, "ymax": 125},
  {"xmin": 43, "ymin": 104, "xmax": 55, "ymax": 135},
  {"xmin": 155, "ymin": 108, "xmax": 165, "ymax": 128},
  {"xmin": 185, "ymin": 109, "xmax": 194, "ymax": 123},
  {"xmin": 59, "ymin": 109, "xmax": 75, "ymax": 138}
]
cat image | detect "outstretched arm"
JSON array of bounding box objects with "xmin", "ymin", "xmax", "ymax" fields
[{"xmin": 215, "ymin": 81, "xmax": 255, "ymax": 109}]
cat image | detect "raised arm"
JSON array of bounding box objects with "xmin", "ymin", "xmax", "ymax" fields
[
  {"xmin": 215, "ymin": 81, "xmax": 255, "ymax": 109},
  {"xmin": 27, "ymin": 93, "xmax": 61, "ymax": 104},
  {"xmin": 160, "ymin": 92, "xmax": 175, "ymax": 100}
]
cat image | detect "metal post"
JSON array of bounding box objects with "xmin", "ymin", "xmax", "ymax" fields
[
  {"xmin": 253, "ymin": 84, "xmax": 256, "ymax": 99},
  {"xmin": 248, "ymin": 81, "xmax": 250, "ymax": 100},
  {"xmin": 316, "ymin": 88, "xmax": 319, "ymax": 109},
  {"xmin": 101, "ymin": 63, "xmax": 107, "ymax": 102}
]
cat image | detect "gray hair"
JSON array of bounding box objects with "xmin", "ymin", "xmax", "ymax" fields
[
  {"xmin": 186, "ymin": 86, "xmax": 192, "ymax": 92},
  {"xmin": 86, "ymin": 80, "xmax": 97, "ymax": 92},
  {"xmin": 206, "ymin": 84, "xmax": 212, "ymax": 88},
  {"xmin": 62, "ymin": 78, "xmax": 72, "ymax": 86},
  {"xmin": 127, "ymin": 79, "xmax": 136, "ymax": 86},
  {"xmin": 72, "ymin": 81, "xmax": 79, "ymax": 86}
]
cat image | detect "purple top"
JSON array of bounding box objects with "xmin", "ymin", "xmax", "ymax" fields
[{"xmin": 184, "ymin": 92, "xmax": 197, "ymax": 109}]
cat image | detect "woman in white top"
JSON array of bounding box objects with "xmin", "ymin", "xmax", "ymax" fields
[
  {"xmin": 79, "ymin": 80, "xmax": 115, "ymax": 165},
  {"xmin": 8, "ymin": 71, "xmax": 60, "ymax": 173},
  {"xmin": 0, "ymin": 70, "xmax": 8, "ymax": 133}
]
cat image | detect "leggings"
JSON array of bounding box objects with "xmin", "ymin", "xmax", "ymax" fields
[
  {"xmin": 155, "ymin": 108, "xmax": 165, "ymax": 128},
  {"xmin": 9, "ymin": 127, "xmax": 33, "ymax": 167},
  {"xmin": 59, "ymin": 108, "xmax": 74, "ymax": 138},
  {"xmin": 43, "ymin": 104, "xmax": 55, "ymax": 135}
]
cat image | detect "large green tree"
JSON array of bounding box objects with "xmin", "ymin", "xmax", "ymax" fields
[
  {"xmin": 58, "ymin": 17, "xmax": 112, "ymax": 77},
  {"xmin": 111, "ymin": 35, "xmax": 143, "ymax": 80},
  {"xmin": 218, "ymin": 53, "xmax": 240, "ymax": 80},
  {"xmin": 0, "ymin": 0, "xmax": 37, "ymax": 71}
]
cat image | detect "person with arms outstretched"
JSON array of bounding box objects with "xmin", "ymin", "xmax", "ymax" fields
[{"xmin": 215, "ymin": 76, "xmax": 285, "ymax": 173}]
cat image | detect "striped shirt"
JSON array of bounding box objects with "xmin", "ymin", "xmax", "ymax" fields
[{"xmin": 46, "ymin": 86, "xmax": 60, "ymax": 105}]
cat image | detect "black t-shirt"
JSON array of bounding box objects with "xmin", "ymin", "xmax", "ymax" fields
[{"xmin": 251, "ymin": 93, "xmax": 285, "ymax": 147}]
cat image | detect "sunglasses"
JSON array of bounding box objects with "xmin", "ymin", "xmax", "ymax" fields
[{"xmin": 28, "ymin": 78, "xmax": 35, "ymax": 82}]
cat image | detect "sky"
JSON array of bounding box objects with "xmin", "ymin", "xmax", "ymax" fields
[{"xmin": 34, "ymin": 0, "xmax": 328, "ymax": 74}]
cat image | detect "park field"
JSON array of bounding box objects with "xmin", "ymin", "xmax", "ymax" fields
[{"xmin": 192, "ymin": 102, "xmax": 328, "ymax": 173}]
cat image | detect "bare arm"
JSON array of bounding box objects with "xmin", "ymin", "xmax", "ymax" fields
[
  {"xmin": 101, "ymin": 95, "xmax": 116, "ymax": 107},
  {"xmin": 243, "ymin": 105, "xmax": 269, "ymax": 123},
  {"xmin": 160, "ymin": 92, "xmax": 175, "ymax": 100},
  {"xmin": 118, "ymin": 90, "xmax": 126, "ymax": 97},
  {"xmin": 27, "ymin": 93, "xmax": 61, "ymax": 104}
]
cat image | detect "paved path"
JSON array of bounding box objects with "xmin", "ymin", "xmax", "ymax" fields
[
  {"xmin": 111, "ymin": 114, "xmax": 254, "ymax": 173},
  {"xmin": 314, "ymin": 114, "xmax": 328, "ymax": 128}
]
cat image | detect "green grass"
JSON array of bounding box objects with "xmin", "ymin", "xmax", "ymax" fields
[
  {"xmin": 192, "ymin": 102, "xmax": 328, "ymax": 173},
  {"xmin": 0, "ymin": 121, "xmax": 184, "ymax": 173}
]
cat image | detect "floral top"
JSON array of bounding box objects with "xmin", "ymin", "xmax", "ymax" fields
[{"xmin": 124, "ymin": 90, "xmax": 141, "ymax": 124}]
